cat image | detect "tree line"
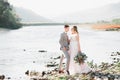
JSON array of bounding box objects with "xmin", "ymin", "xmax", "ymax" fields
[{"xmin": 0, "ymin": 0, "xmax": 22, "ymax": 29}]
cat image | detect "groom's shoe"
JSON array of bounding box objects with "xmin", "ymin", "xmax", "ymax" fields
[
  {"xmin": 66, "ymin": 70, "xmax": 70, "ymax": 75},
  {"xmin": 59, "ymin": 70, "xmax": 64, "ymax": 74}
]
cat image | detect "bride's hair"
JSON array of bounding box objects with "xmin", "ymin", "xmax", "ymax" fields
[{"xmin": 73, "ymin": 26, "xmax": 78, "ymax": 33}]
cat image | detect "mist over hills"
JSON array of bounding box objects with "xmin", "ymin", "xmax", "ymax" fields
[
  {"xmin": 14, "ymin": 2, "xmax": 120, "ymax": 23},
  {"xmin": 53, "ymin": 2, "xmax": 120, "ymax": 23},
  {"xmin": 14, "ymin": 7, "xmax": 52, "ymax": 23}
]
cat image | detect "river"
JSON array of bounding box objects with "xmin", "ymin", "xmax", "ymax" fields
[{"xmin": 0, "ymin": 25, "xmax": 120, "ymax": 79}]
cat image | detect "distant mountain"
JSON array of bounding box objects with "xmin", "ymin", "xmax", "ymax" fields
[
  {"xmin": 14, "ymin": 7, "xmax": 52, "ymax": 23},
  {"xmin": 54, "ymin": 2, "xmax": 120, "ymax": 23}
]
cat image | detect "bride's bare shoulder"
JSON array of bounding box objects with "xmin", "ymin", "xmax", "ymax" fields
[
  {"xmin": 76, "ymin": 33, "xmax": 80, "ymax": 40},
  {"xmin": 76, "ymin": 33, "xmax": 79, "ymax": 37}
]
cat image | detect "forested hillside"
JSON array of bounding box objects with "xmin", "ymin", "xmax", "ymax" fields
[{"xmin": 0, "ymin": 0, "xmax": 22, "ymax": 29}]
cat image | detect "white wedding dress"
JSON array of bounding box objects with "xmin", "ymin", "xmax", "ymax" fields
[{"xmin": 69, "ymin": 34, "xmax": 91, "ymax": 75}]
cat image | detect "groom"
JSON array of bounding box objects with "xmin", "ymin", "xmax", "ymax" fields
[{"xmin": 59, "ymin": 25, "xmax": 70, "ymax": 75}]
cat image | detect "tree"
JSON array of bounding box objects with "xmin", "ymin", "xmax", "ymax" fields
[
  {"xmin": 112, "ymin": 18, "xmax": 120, "ymax": 24},
  {"xmin": 0, "ymin": 0, "xmax": 22, "ymax": 29}
]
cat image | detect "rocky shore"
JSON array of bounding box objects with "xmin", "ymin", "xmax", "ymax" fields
[
  {"xmin": 26, "ymin": 52, "xmax": 120, "ymax": 80},
  {"xmin": 1, "ymin": 52, "xmax": 120, "ymax": 80}
]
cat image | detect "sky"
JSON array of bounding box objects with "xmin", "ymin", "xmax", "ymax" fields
[{"xmin": 8, "ymin": 0, "xmax": 120, "ymax": 18}]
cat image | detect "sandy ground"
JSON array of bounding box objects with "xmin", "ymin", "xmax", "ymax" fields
[{"xmin": 92, "ymin": 24, "xmax": 120, "ymax": 30}]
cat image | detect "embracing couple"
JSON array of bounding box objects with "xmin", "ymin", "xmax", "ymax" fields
[{"xmin": 59, "ymin": 25, "xmax": 91, "ymax": 75}]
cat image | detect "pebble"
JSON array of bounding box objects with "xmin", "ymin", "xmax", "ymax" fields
[
  {"xmin": 38, "ymin": 50, "xmax": 47, "ymax": 52},
  {"xmin": 0, "ymin": 75, "xmax": 5, "ymax": 79}
]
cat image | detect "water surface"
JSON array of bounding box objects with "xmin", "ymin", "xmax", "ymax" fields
[{"xmin": 0, "ymin": 25, "xmax": 120, "ymax": 79}]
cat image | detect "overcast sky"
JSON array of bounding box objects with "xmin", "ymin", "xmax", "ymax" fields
[{"xmin": 8, "ymin": 0, "xmax": 120, "ymax": 18}]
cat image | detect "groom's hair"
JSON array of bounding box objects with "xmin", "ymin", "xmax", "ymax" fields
[{"xmin": 64, "ymin": 25, "xmax": 69, "ymax": 28}]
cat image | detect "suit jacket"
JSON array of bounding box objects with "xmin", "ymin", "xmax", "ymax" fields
[{"xmin": 59, "ymin": 32, "xmax": 69, "ymax": 50}]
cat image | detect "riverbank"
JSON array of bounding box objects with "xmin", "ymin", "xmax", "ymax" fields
[
  {"xmin": 24, "ymin": 52, "xmax": 120, "ymax": 80},
  {"xmin": 1, "ymin": 52, "xmax": 118, "ymax": 80},
  {"xmin": 92, "ymin": 24, "xmax": 120, "ymax": 31}
]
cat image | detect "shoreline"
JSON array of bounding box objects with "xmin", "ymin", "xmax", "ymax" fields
[
  {"xmin": 26, "ymin": 52, "xmax": 120, "ymax": 80},
  {"xmin": 1, "ymin": 52, "xmax": 119, "ymax": 80},
  {"xmin": 92, "ymin": 24, "xmax": 120, "ymax": 31}
]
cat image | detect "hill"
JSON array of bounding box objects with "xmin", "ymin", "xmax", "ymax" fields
[
  {"xmin": 54, "ymin": 2, "xmax": 120, "ymax": 23},
  {"xmin": 14, "ymin": 7, "xmax": 52, "ymax": 23}
]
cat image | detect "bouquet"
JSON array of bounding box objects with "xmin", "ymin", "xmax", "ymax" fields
[{"xmin": 74, "ymin": 52, "xmax": 87, "ymax": 64}]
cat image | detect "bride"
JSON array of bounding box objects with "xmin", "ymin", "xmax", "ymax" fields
[{"xmin": 69, "ymin": 26, "xmax": 91, "ymax": 75}]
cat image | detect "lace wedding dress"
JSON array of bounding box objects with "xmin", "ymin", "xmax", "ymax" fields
[{"xmin": 69, "ymin": 34, "xmax": 91, "ymax": 75}]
